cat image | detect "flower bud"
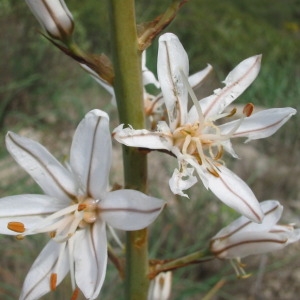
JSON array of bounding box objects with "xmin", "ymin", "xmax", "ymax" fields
[
  {"xmin": 25, "ymin": 0, "xmax": 74, "ymax": 41},
  {"xmin": 148, "ymin": 272, "xmax": 172, "ymax": 300},
  {"xmin": 210, "ymin": 200, "xmax": 300, "ymax": 259}
]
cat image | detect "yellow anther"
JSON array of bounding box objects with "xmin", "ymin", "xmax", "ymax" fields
[
  {"xmin": 227, "ymin": 107, "xmax": 237, "ymax": 118},
  {"xmin": 16, "ymin": 234, "xmax": 24, "ymax": 240},
  {"xmin": 49, "ymin": 231, "xmax": 56, "ymax": 238},
  {"xmin": 207, "ymin": 167, "xmax": 220, "ymax": 177},
  {"xmin": 7, "ymin": 222, "xmax": 25, "ymax": 233}
]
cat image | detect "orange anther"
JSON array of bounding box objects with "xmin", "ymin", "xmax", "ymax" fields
[
  {"xmin": 243, "ymin": 103, "xmax": 254, "ymax": 117},
  {"xmin": 77, "ymin": 203, "xmax": 87, "ymax": 211},
  {"xmin": 71, "ymin": 288, "xmax": 80, "ymax": 300},
  {"xmin": 50, "ymin": 273, "xmax": 57, "ymax": 291},
  {"xmin": 7, "ymin": 222, "xmax": 25, "ymax": 233}
]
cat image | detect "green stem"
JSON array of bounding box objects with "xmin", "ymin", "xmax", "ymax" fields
[
  {"xmin": 150, "ymin": 248, "xmax": 214, "ymax": 278},
  {"xmin": 107, "ymin": 1, "xmax": 149, "ymax": 299}
]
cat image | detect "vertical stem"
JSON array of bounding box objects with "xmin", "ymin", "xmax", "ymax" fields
[{"xmin": 107, "ymin": 1, "xmax": 149, "ymax": 299}]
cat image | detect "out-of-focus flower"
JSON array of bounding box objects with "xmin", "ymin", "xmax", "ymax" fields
[
  {"xmin": 0, "ymin": 109, "xmax": 165, "ymax": 300},
  {"xmin": 25, "ymin": 0, "xmax": 74, "ymax": 41},
  {"xmin": 210, "ymin": 200, "xmax": 300, "ymax": 277},
  {"xmin": 148, "ymin": 272, "xmax": 172, "ymax": 300},
  {"xmin": 113, "ymin": 32, "xmax": 297, "ymax": 222}
]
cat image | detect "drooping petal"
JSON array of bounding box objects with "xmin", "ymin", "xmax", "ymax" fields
[
  {"xmin": 0, "ymin": 194, "xmax": 67, "ymax": 235},
  {"xmin": 101, "ymin": 190, "xmax": 165, "ymax": 230},
  {"xmin": 6, "ymin": 132, "xmax": 76, "ymax": 202},
  {"xmin": 74, "ymin": 220, "xmax": 107, "ymax": 299},
  {"xmin": 158, "ymin": 33, "xmax": 189, "ymax": 130},
  {"xmin": 113, "ymin": 123, "xmax": 173, "ymax": 151},
  {"xmin": 169, "ymin": 167, "xmax": 197, "ymax": 198},
  {"xmin": 212, "ymin": 200, "xmax": 283, "ymax": 240},
  {"xmin": 20, "ymin": 240, "xmax": 69, "ymax": 300},
  {"xmin": 207, "ymin": 165, "xmax": 263, "ymax": 223},
  {"xmin": 219, "ymin": 107, "xmax": 297, "ymax": 142},
  {"xmin": 199, "ymin": 55, "xmax": 261, "ymax": 119},
  {"xmin": 70, "ymin": 110, "xmax": 112, "ymax": 200},
  {"xmin": 188, "ymin": 64, "xmax": 213, "ymax": 90}
]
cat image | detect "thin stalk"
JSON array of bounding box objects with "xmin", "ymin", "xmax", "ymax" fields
[
  {"xmin": 150, "ymin": 248, "xmax": 214, "ymax": 278},
  {"xmin": 107, "ymin": 1, "xmax": 149, "ymax": 299}
]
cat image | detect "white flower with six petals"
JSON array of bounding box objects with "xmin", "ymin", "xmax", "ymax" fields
[
  {"xmin": 113, "ymin": 33, "xmax": 297, "ymax": 223},
  {"xmin": 0, "ymin": 109, "xmax": 165, "ymax": 300}
]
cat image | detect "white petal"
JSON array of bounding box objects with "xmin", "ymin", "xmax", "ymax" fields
[
  {"xmin": 212, "ymin": 231, "xmax": 291, "ymax": 259},
  {"xmin": 101, "ymin": 190, "xmax": 165, "ymax": 230},
  {"xmin": 220, "ymin": 107, "xmax": 297, "ymax": 142},
  {"xmin": 200, "ymin": 55, "xmax": 261, "ymax": 118},
  {"xmin": 212, "ymin": 200, "xmax": 283, "ymax": 240},
  {"xmin": 20, "ymin": 240, "xmax": 69, "ymax": 300},
  {"xmin": 113, "ymin": 124, "xmax": 173, "ymax": 150},
  {"xmin": 188, "ymin": 64, "xmax": 213, "ymax": 89},
  {"xmin": 70, "ymin": 110, "xmax": 112, "ymax": 200},
  {"xmin": 0, "ymin": 194, "xmax": 66, "ymax": 235},
  {"xmin": 158, "ymin": 33, "xmax": 189, "ymax": 130},
  {"xmin": 169, "ymin": 168, "xmax": 197, "ymax": 198},
  {"xmin": 207, "ymin": 166, "xmax": 263, "ymax": 223},
  {"xmin": 6, "ymin": 132, "xmax": 76, "ymax": 202},
  {"xmin": 25, "ymin": 0, "xmax": 74, "ymax": 39},
  {"xmin": 74, "ymin": 221, "xmax": 107, "ymax": 299},
  {"xmin": 142, "ymin": 51, "xmax": 160, "ymax": 88}
]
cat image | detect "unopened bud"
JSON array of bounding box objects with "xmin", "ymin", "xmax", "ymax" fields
[{"xmin": 25, "ymin": 0, "xmax": 74, "ymax": 41}]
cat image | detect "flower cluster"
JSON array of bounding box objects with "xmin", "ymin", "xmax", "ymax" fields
[{"xmin": 1, "ymin": 1, "xmax": 299, "ymax": 299}]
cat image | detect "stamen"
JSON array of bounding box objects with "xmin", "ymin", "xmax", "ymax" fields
[
  {"xmin": 16, "ymin": 234, "xmax": 24, "ymax": 240},
  {"xmin": 71, "ymin": 288, "xmax": 80, "ymax": 300},
  {"xmin": 50, "ymin": 273, "xmax": 57, "ymax": 291},
  {"xmin": 182, "ymin": 134, "xmax": 192, "ymax": 154},
  {"xmin": 24, "ymin": 204, "xmax": 78, "ymax": 235},
  {"xmin": 179, "ymin": 69, "xmax": 204, "ymax": 125},
  {"xmin": 243, "ymin": 103, "xmax": 254, "ymax": 117},
  {"xmin": 50, "ymin": 231, "xmax": 56, "ymax": 238},
  {"xmin": 207, "ymin": 167, "xmax": 220, "ymax": 177},
  {"xmin": 7, "ymin": 222, "xmax": 25, "ymax": 233},
  {"xmin": 226, "ymin": 107, "xmax": 237, "ymax": 118},
  {"xmin": 77, "ymin": 203, "xmax": 87, "ymax": 211}
]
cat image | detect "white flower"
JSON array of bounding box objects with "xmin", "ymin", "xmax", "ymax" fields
[
  {"xmin": 113, "ymin": 32, "xmax": 297, "ymax": 223},
  {"xmin": 81, "ymin": 50, "xmax": 213, "ymax": 129},
  {"xmin": 25, "ymin": 0, "xmax": 74, "ymax": 40},
  {"xmin": 0, "ymin": 109, "xmax": 165, "ymax": 300},
  {"xmin": 148, "ymin": 271, "xmax": 172, "ymax": 300},
  {"xmin": 210, "ymin": 200, "xmax": 300, "ymax": 276}
]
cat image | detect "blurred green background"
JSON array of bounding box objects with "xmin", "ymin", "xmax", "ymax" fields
[{"xmin": 0, "ymin": 0, "xmax": 300, "ymax": 299}]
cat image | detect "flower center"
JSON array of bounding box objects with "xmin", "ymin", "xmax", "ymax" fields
[
  {"xmin": 7, "ymin": 197, "xmax": 100, "ymax": 242},
  {"xmin": 173, "ymin": 119, "xmax": 224, "ymax": 176},
  {"xmin": 77, "ymin": 198, "xmax": 99, "ymax": 226}
]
